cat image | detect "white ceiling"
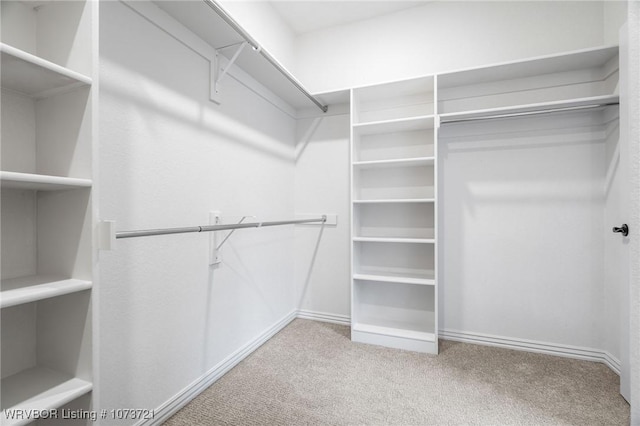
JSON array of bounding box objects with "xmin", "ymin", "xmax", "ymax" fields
[{"xmin": 269, "ymin": 1, "xmax": 427, "ymax": 35}]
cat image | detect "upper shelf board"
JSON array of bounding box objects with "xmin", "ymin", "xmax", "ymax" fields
[
  {"xmin": 439, "ymin": 45, "xmax": 618, "ymax": 89},
  {"xmin": 0, "ymin": 43, "xmax": 92, "ymax": 98},
  {"xmin": 152, "ymin": 1, "xmax": 321, "ymax": 110}
]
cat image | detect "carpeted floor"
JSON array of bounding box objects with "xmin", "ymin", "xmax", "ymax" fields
[{"xmin": 165, "ymin": 319, "xmax": 630, "ymax": 425}]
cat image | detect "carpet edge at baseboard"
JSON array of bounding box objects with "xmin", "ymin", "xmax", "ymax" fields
[{"xmin": 137, "ymin": 310, "xmax": 298, "ymax": 426}]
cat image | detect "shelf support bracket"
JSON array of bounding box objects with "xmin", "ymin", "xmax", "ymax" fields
[
  {"xmin": 210, "ymin": 212, "xmax": 254, "ymax": 267},
  {"xmin": 212, "ymin": 42, "xmax": 248, "ymax": 103}
]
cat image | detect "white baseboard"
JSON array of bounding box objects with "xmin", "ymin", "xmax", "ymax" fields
[
  {"xmin": 137, "ymin": 312, "xmax": 622, "ymax": 426},
  {"xmin": 296, "ymin": 309, "xmax": 350, "ymax": 326},
  {"xmin": 138, "ymin": 310, "xmax": 297, "ymax": 426},
  {"xmin": 439, "ymin": 329, "xmax": 621, "ymax": 375}
]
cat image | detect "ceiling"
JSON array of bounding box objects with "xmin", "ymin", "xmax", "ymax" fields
[{"xmin": 269, "ymin": 1, "xmax": 427, "ymax": 35}]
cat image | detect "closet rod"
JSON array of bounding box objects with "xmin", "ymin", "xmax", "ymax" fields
[
  {"xmin": 116, "ymin": 216, "xmax": 327, "ymax": 240},
  {"xmin": 440, "ymin": 101, "xmax": 619, "ymax": 124},
  {"xmin": 203, "ymin": 0, "xmax": 328, "ymax": 113}
]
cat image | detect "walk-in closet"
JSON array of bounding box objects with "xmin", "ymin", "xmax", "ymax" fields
[{"xmin": 1, "ymin": 1, "xmax": 639, "ymax": 425}]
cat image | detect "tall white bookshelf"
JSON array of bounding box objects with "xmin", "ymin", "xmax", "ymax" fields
[
  {"xmin": 350, "ymin": 76, "xmax": 439, "ymax": 354},
  {"xmin": 1, "ymin": 1, "xmax": 96, "ymax": 424}
]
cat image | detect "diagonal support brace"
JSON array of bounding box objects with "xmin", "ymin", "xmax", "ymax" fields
[{"xmin": 212, "ymin": 41, "xmax": 247, "ymax": 102}]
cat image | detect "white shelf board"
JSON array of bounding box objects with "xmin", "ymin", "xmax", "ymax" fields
[
  {"xmin": 439, "ymin": 45, "xmax": 618, "ymax": 88},
  {"xmin": 352, "ymin": 323, "xmax": 435, "ymax": 342},
  {"xmin": 1, "ymin": 43, "xmax": 92, "ymax": 98},
  {"xmin": 439, "ymin": 94, "xmax": 619, "ymax": 123},
  {"xmin": 1, "ymin": 276, "xmax": 92, "ymax": 309},
  {"xmin": 152, "ymin": 1, "xmax": 321, "ymax": 110},
  {"xmin": 1, "ymin": 367, "xmax": 92, "ymax": 426},
  {"xmin": 353, "ymin": 273, "xmax": 435, "ymax": 286},
  {"xmin": 353, "ymin": 157, "xmax": 435, "ymax": 169},
  {"xmin": 0, "ymin": 171, "xmax": 92, "ymax": 191},
  {"xmin": 353, "ymin": 115, "xmax": 435, "ymax": 135},
  {"xmin": 353, "ymin": 198, "xmax": 435, "ymax": 204},
  {"xmin": 353, "ymin": 237, "xmax": 435, "ymax": 244}
]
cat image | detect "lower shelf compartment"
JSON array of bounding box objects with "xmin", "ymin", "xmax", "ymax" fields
[
  {"xmin": 353, "ymin": 322, "xmax": 435, "ymax": 342},
  {"xmin": 352, "ymin": 326, "xmax": 438, "ymax": 354},
  {"xmin": 1, "ymin": 367, "xmax": 92, "ymax": 426}
]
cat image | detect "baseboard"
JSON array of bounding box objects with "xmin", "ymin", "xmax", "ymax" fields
[
  {"xmin": 137, "ymin": 310, "xmax": 298, "ymax": 426},
  {"xmin": 439, "ymin": 329, "xmax": 621, "ymax": 375},
  {"xmin": 296, "ymin": 309, "xmax": 350, "ymax": 326},
  {"xmin": 135, "ymin": 312, "xmax": 622, "ymax": 426}
]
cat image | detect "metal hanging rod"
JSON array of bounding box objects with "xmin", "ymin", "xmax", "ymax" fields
[
  {"xmin": 116, "ymin": 216, "xmax": 327, "ymax": 240},
  {"xmin": 440, "ymin": 101, "xmax": 619, "ymax": 125},
  {"xmin": 203, "ymin": 0, "xmax": 328, "ymax": 113}
]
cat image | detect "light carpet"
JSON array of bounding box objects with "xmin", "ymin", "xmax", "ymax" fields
[{"xmin": 165, "ymin": 319, "xmax": 629, "ymax": 425}]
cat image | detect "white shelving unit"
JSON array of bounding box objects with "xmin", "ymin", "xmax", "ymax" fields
[
  {"xmin": 1, "ymin": 0, "xmax": 96, "ymax": 422},
  {"xmin": 350, "ymin": 76, "xmax": 439, "ymax": 354},
  {"xmin": 348, "ymin": 45, "xmax": 618, "ymax": 356}
]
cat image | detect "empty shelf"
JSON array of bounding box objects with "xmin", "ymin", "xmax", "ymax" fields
[
  {"xmin": 353, "ymin": 237, "xmax": 435, "ymax": 244},
  {"xmin": 353, "ymin": 273, "xmax": 435, "ymax": 286},
  {"xmin": 0, "ymin": 172, "xmax": 92, "ymax": 191},
  {"xmin": 353, "ymin": 198, "xmax": 435, "ymax": 204},
  {"xmin": 353, "ymin": 157, "xmax": 435, "ymax": 169},
  {"xmin": 1, "ymin": 367, "xmax": 92, "ymax": 426},
  {"xmin": 353, "ymin": 115, "xmax": 435, "ymax": 135},
  {"xmin": 352, "ymin": 323, "xmax": 435, "ymax": 342},
  {"xmin": 1, "ymin": 276, "xmax": 92, "ymax": 309},
  {"xmin": 1, "ymin": 43, "xmax": 92, "ymax": 98}
]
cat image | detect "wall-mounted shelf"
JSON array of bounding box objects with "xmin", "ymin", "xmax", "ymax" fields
[
  {"xmin": 152, "ymin": 0, "xmax": 326, "ymax": 111},
  {"xmin": 1, "ymin": 276, "xmax": 92, "ymax": 309},
  {"xmin": 353, "ymin": 198, "xmax": 435, "ymax": 204},
  {"xmin": 0, "ymin": 43, "xmax": 92, "ymax": 99},
  {"xmin": 0, "ymin": 172, "xmax": 92, "ymax": 191},
  {"xmin": 1, "ymin": 367, "xmax": 92, "ymax": 426},
  {"xmin": 353, "ymin": 273, "xmax": 435, "ymax": 286},
  {"xmin": 353, "ymin": 237, "xmax": 435, "ymax": 244},
  {"xmin": 353, "ymin": 157, "xmax": 435, "ymax": 169},
  {"xmin": 353, "ymin": 115, "xmax": 435, "ymax": 135}
]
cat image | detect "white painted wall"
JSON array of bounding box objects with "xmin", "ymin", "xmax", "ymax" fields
[
  {"xmin": 294, "ymin": 1, "xmax": 606, "ymax": 93},
  {"xmin": 98, "ymin": 1, "xmax": 297, "ymax": 421},
  {"xmin": 604, "ymin": 1, "xmax": 628, "ymax": 45},
  {"xmin": 294, "ymin": 110, "xmax": 351, "ymax": 320},
  {"xmin": 439, "ymin": 112, "xmax": 607, "ymax": 351}
]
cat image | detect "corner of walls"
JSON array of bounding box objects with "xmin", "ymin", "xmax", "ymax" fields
[{"xmin": 604, "ymin": 0, "xmax": 629, "ymax": 45}]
